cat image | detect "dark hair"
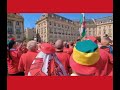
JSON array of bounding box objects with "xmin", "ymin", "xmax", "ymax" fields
[
  {"xmin": 8, "ymin": 40, "xmax": 16, "ymax": 49},
  {"xmin": 69, "ymin": 42, "xmax": 74, "ymax": 46},
  {"xmin": 65, "ymin": 44, "xmax": 69, "ymax": 48},
  {"xmin": 96, "ymin": 36, "xmax": 101, "ymax": 43},
  {"xmin": 7, "ymin": 40, "xmax": 16, "ymax": 60},
  {"xmin": 100, "ymin": 46, "xmax": 108, "ymax": 49}
]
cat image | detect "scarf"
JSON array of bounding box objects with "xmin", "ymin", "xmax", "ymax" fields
[{"xmin": 28, "ymin": 51, "xmax": 68, "ymax": 76}]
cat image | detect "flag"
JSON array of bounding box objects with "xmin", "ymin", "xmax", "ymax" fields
[{"xmin": 79, "ymin": 13, "xmax": 86, "ymax": 38}]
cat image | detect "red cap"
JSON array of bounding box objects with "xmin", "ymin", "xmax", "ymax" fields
[
  {"xmin": 85, "ymin": 36, "xmax": 97, "ymax": 44},
  {"xmin": 40, "ymin": 43, "xmax": 55, "ymax": 54}
]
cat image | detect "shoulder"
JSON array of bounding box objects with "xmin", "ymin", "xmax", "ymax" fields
[
  {"xmin": 20, "ymin": 53, "xmax": 27, "ymax": 58},
  {"xmin": 99, "ymin": 49, "xmax": 111, "ymax": 61}
]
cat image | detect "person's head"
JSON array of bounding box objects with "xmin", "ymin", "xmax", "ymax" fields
[
  {"xmin": 70, "ymin": 40, "xmax": 100, "ymax": 76},
  {"xmin": 27, "ymin": 40, "xmax": 37, "ymax": 51},
  {"xmin": 63, "ymin": 41, "xmax": 67, "ymax": 47},
  {"xmin": 55, "ymin": 39, "xmax": 64, "ymax": 51},
  {"xmin": 8, "ymin": 40, "xmax": 16, "ymax": 49},
  {"xmin": 40, "ymin": 43, "xmax": 55, "ymax": 54},
  {"xmin": 101, "ymin": 36, "xmax": 112, "ymax": 46},
  {"xmin": 69, "ymin": 42, "xmax": 74, "ymax": 47},
  {"xmin": 96, "ymin": 36, "xmax": 101, "ymax": 43}
]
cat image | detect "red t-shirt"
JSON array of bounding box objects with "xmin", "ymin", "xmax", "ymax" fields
[
  {"xmin": 98, "ymin": 49, "xmax": 113, "ymax": 76},
  {"xmin": 18, "ymin": 51, "xmax": 38, "ymax": 76},
  {"xmin": 7, "ymin": 49, "xmax": 22, "ymax": 74},
  {"xmin": 63, "ymin": 48, "xmax": 73, "ymax": 55},
  {"xmin": 56, "ymin": 51, "xmax": 70, "ymax": 74}
]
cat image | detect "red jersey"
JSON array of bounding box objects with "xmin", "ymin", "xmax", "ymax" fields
[
  {"xmin": 18, "ymin": 51, "xmax": 38, "ymax": 76},
  {"xmin": 63, "ymin": 48, "xmax": 73, "ymax": 55},
  {"xmin": 98, "ymin": 49, "xmax": 113, "ymax": 76},
  {"xmin": 56, "ymin": 51, "xmax": 70, "ymax": 75},
  {"xmin": 7, "ymin": 49, "xmax": 22, "ymax": 74}
]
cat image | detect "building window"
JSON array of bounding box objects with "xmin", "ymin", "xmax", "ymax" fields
[
  {"xmin": 58, "ymin": 24, "xmax": 60, "ymax": 27},
  {"xmin": 49, "ymin": 22, "xmax": 52, "ymax": 25},
  {"xmin": 16, "ymin": 28, "xmax": 21, "ymax": 34},
  {"xmin": 109, "ymin": 25, "xmax": 111, "ymax": 28},
  {"xmin": 98, "ymin": 30, "xmax": 101, "ymax": 35},
  {"xmin": 8, "ymin": 35, "xmax": 13, "ymax": 38},
  {"xmin": 99, "ymin": 27, "xmax": 101, "ymax": 30},
  {"xmin": 104, "ymin": 26, "xmax": 106, "ymax": 29},
  {"xmin": 7, "ymin": 21, "xmax": 13, "ymax": 26},
  {"xmin": 68, "ymin": 26, "xmax": 69, "ymax": 29},
  {"xmin": 44, "ymin": 21, "xmax": 46, "ymax": 25},
  {"xmin": 89, "ymin": 31, "xmax": 91, "ymax": 35},
  {"xmin": 103, "ymin": 29, "xmax": 106, "ymax": 34},
  {"xmin": 8, "ymin": 28, "xmax": 13, "ymax": 34},
  {"xmin": 44, "ymin": 27, "xmax": 46, "ymax": 30},
  {"xmin": 62, "ymin": 25, "xmax": 64, "ymax": 28},
  {"xmin": 16, "ymin": 21, "xmax": 19, "ymax": 25},
  {"xmin": 108, "ymin": 29, "xmax": 112, "ymax": 36},
  {"xmin": 17, "ymin": 35, "xmax": 21, "ymax": 39},
  {"xmin": 41, "ymin": 23, "xmax": 43, "ymax": 26},
  {"xmin": 54, "ymin": 23, "xmax": 56, "ymax": 26}
]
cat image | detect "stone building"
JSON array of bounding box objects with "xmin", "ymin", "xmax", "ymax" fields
[
  {"xmin": 36, "ymin": 13, "xmax": 80, "ymax": 42},
  {"xmin": 95, "ymin": 16, "xmax": 113, "ymax": 40},
  {"xmin": 7, "ymin": 13, "xmax": 24, "ymax": 41},
  {"xmin": 24, "ymin": 28, "xmax": 36, "ymax": 40}
]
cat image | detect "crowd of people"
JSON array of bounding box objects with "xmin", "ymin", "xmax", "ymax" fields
[{"xmin": 7, "ymin": 35, "xmax": 113, "ymax": 76}]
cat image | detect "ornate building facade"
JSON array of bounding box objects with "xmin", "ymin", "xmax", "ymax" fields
[
  {"xmin": 36, "ymin": 13, "xmax": 113, "ymax": 42},
  {"xmin": 95, "ymin": 16, "xmax": 113, "ymax": 40},
  {"xmin": 7, "ymin": 13, "xmax": 24, "ymax": 41},
  {"xmin": 36, "ymin": 13, "xmax": 80, "ymax": 42}
]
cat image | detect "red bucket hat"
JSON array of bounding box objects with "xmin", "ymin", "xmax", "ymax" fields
[{"xmin": 40, "ymin": 43, "xmax": 55, "ymax": 54}]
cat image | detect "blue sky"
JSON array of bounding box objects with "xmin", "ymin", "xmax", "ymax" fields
[{"xmin": 21, "ymin": 13, "xmax": 113, "ymax": 29}]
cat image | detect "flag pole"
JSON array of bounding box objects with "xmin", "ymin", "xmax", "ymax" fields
[{"xmin": 79, "ymin": 13, "xmax": 86, "ymax": 41}]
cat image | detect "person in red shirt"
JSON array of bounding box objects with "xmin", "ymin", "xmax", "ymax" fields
[
  {"xmin": 18, "ymin": 40, "xmax": 38, "ymax": 76},
  {"xmin": 20, "ymin": 42, "xmax": 28, "ymax": 53},
  {"xmin": 85, "ymin": 36, "xmax": 113, "ymax": 76},
  {"xmin": 55, "ymin": 39, "xmax": 71, "ymax": 75},
  {"xmin": 100, "ymin": 36, "xmax": 113, "ymax": 55},
  {"xmin": 63, "ymin": 42, "xmax": 73, "ymax": 56},
  {"xmin": 7, "ymin": 39, "xmax": 23, "ymax": 76},
  {"xmin": 28, "ymin": 43, "xmax": 67, "ymax": 76},
  {"xmin": 70, "ymin": 40, "xmax": 113, "ymax": 76}
]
